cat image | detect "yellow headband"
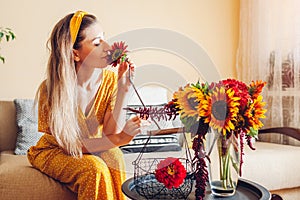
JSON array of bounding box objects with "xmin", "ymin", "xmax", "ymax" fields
[{"xmin": 70, "ymin": 11, "xmax": 87, "ymax": 45}]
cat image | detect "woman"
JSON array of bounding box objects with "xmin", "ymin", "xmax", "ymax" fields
[{"xmin": 27, "ymin": 11, "xmax": 141, "ymax": 200}]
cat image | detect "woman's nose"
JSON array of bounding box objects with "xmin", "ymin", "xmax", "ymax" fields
[{"xmin": 102, "ymin": 40, "xmax": 112, "ymax": 52}]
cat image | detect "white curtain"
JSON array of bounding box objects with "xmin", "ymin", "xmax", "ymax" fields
[{"xmin": 237, "ymin": 0, "xmax": 300, "ymax": 146}]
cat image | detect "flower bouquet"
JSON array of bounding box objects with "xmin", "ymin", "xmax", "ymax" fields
[
  {"xmin": 171, "ymin": 79, "xmax": 267, "ymax": 199},
  {"xmin": 113, "ymin": 41, "xmax": 267, "ymax": 199}
]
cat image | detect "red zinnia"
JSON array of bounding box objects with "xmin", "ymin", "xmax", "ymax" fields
[
  {"xmin": 108, "ymin": 41, "xmax": 128, "ymax": 67},
  {"xmin": 155, "ymin": 157, "xmax": 187, "ymax": 189}
]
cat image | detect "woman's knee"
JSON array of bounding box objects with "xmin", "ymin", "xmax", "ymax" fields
[
  {"xmin": 82, "ymin": 155, "xmax": 110, "ymax": 174},
  {"xmin": 100, "ymin": 147, "xmax": 124, "ymax": 161}
]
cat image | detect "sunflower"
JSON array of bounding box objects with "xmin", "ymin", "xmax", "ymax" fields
[
  {"xmin": 248, "ymin": 80, "xmax": 267, "ymax": 99},
  {"xmin": 108, "ymin": 41, "xmax": 128, "ymax": 67},
  {"xmin": 208, "ymin": 87, "xmax": 240, "ymax": 136},
  {"xmin": 197, "ymin": 93, "xmax": 211, "ymax": 123},
  {"xmin": 244, "ymin": 95, "xmax": 266, "ymax": 130},
  {"xmin": 173, "ymin": 85, "xmax": 204, "ymax": 118}
]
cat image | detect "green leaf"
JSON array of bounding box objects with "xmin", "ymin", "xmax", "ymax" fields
[
  {"xmin": 192, "ymin": 81, "xmax": 200, "ymax": 89},
  {"xmin": 0, "ymin": 56, "xmax": 5, "ymax": 63},
  {"xmin": 8, "ymin": 31, "xmax": 16, "ymax": 40},
  {"xmin": 0, "ymin": 28, "xmax": 16, "ymax": 41},
  {"xmin": 248, "ymin": 127, "xmax": 258, "ymax": 138},
  {"xmin": 180, "ymin": 116, "xmax": 198, "ymax": 132},
  {"xmin": 121, "ymin": 54, "xmax": 127, "ymax": 63},
  {"xmin": 0, "ymin": 28, "xmax": 16, "ymax": 63}
]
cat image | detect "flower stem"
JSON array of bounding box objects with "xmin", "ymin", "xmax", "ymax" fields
[{"xmin": 218, "ymin": 136, "xmax": 233, "ymax": 189}]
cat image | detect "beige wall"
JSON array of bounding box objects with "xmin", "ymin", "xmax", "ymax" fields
[{"xmin": 0, "ymin": 0, "xmax": 239, "ymax": 100}]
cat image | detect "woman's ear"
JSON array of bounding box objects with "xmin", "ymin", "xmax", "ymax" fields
[{"xmin": 73, "ymin": 49, "xmax": 80, "ymax": 62}]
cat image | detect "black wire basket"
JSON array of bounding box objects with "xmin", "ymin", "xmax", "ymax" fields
[{"xmin": 132, "ymin": 128, "xmax": 194, "ymax": 199}]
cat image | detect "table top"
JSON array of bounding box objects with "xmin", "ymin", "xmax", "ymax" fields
[{"xmin": 122, "ymin": 177, "xmax": 271, "ymax": 200}]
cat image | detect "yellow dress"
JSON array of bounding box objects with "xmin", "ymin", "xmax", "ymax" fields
[{"xmin": 27, "ymin": 70, "xmax": 126, "ymax": 200}]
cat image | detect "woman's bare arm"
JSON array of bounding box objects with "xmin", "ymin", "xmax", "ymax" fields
[
  {"xmin": 103, "ymin": 60, "xmax": 134, "ymax": 135},
  {"xmin": 81, "ymin": 116, "xmax": 141, "ymax": 153}
]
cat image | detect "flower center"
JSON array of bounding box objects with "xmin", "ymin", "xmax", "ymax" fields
[
  {"xmin": 212, "ymin": 100, "xmax": 227, "ymax": 120},
  {"xmin": 251, "ymin": 108, "xmax": 255, "ymax": 116},
  {"xmin": 234, "ymin": 113, "xmax": 245, "ymax": 128},
  {"xmin": 112, "ymin": 49, "xmax": 122, "ymax": 61},
  {"xmin": 167, "ymin": 165, "xmax": 176, "ymax": 175},
  {"xmin": 188, "ymin": 97, "xmax": 198, "ymax": 109}
]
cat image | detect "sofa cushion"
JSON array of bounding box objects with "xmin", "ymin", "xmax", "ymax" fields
[
  {"xmin": 242, "ymin": 142, "xmax": 300, "ymax": 191},
  {"xmin": 13, "ymin": 99, "xmax": 43, "ymax": 155},
  {"xmin": 0, "ymin": 101, "xmax": 18, "ymax": 152},
  {"xmin": 0, "ymin": 153, "xmax": 76, "ymax": 200}
]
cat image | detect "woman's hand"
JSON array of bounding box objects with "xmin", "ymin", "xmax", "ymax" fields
[
  {"xmin": 81, "ymin": 116, "xmax": 142, "ymax": 153},
  {"xmin": 117, "ymin": 59, "xmax": 135, "ymax": 92},
  {"xmin": 122, "ymin": 115, "xmax": 141, "ymax": 137},
  {"xmin": 119, "ymin": 115, "xmax": 142, "ymax": 145}
]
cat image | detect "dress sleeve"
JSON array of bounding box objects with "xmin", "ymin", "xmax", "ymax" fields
[{"xmin": 37, "ymin": 81, "xmax": 51, "ymax": 134}]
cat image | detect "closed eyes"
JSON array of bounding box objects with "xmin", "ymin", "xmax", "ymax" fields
[{"xmin": 92, "ymin": 33, "xmax": 105, "ymax": 46}]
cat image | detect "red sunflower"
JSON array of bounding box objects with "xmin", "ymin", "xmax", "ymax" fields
[
  {"xmin": 208, "ymin": 86, "xmax": 240, "ymax": 136},
  {"xmin": 108, "ymin": 41, "xmax": 128, "ymax": 67},
  {"xmin": 155, "ymin": 157, "xmax": 187, "ymax": 189}
]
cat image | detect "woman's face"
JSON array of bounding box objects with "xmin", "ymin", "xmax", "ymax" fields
[{"xmin": 74, "ymin": 22, "xmax": 111, "ymax": 69}]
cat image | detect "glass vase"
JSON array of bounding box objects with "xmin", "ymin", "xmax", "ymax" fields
[{"xmin": 205, "ymin": 129, "xmax": 240, "ymax": 197}]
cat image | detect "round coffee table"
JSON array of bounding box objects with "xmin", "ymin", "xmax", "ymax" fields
[{"xmin": 122, "ymin": 177, "xmax": 271, "ymax": 200}]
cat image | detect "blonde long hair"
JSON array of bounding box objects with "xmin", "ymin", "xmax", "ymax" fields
[{"xmin": 37, "ymin": 12, "xmax": 97, "ymax": 157}]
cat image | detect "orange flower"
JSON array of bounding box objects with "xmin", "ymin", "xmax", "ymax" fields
[
  {"xmin": 249, "ymin": 80, "xmax": 266, "ymax": 99},
  {"xmin": 155, "ymin": 157, "xmax": 187, "ymax": 189},
  {"xmin": 244, "ymin": 95, "xmax": 266, "ymax": 130},
  {"xmin": 173, "ymin": 85, "xmax": 202, "ymax": 118}
]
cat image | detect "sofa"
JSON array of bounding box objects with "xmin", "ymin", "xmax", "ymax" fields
[{"xmin": 1, "ymin": 100, "xmax": 300, "ymax": 200}]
